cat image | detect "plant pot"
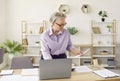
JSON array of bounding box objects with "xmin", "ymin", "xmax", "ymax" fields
[
  {"xmin": 8, "ymin": 53, "xmax": 14, "ymax": 60},
  {"xmin": 7, "ymin": 53, "xmax": 15, "ymax": 66},
  {"xmin": 101, "ymin": 18, "xmax": 105, "ymax": 22},
  {"xmin": 0, "ymin": 54, "xmax": 9, "ymax": 69}
]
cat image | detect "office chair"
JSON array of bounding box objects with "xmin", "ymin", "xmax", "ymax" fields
[
  {"xmin": 0, "ymin": 48, "xmax": 4, "ymax": 64},
  {"xmin": 96, "ymin": 78, "xmax": 120, "ymax": 81},
  {"xmin": 10, "ymin": 56, "xmax": 33, "ymax": 69}
]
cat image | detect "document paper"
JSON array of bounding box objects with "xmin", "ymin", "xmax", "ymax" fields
[
  {"xmin": 75, "ymin": 66, "xmax": 92, "ymax": 73},
  {"xmin": 21, "ymin": 68, "xmax": 38, "ymax": 76},
  {"xmin": 75, "ymin": 48, "xmax": 90, "ymax": 57},
  {"xmin": 93, "ymin": 69, "xmax": 120, "ymax": 78},
  {"xmin": 0, "ymin": 75, "xmax": 39, "ymax": 81},
  {"xmin": 0, "ymin": 70, "xmax": 13, "ymax": 75}
]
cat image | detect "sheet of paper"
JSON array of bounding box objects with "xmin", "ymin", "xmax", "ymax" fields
[
  {"xmin": 0, "ymin": 70, "xmax": 13, "ymax": 75},
  {"xmin": 21, "ymin": 68, "xmax": 38, "ymax": 76},
  {"xmin": 21, "ymin": 76, "xmax": 39, "ymax": 81},
  {"xmin": 75, "ymin": 48, "xmax": 90, "ymax": 57},
  {"xmin": 0, "ymin": 75, "xmax": 21, "ymax": 81},
  {"xmin": 93, "ymin": 69, "xmax": 120, "ymax": 78},
  {"xmin": 0, "ymin": 75, "xmax": 39, "ymax": 81},
  {"xmin": 75, "ymin": 66, "xmax": 92, "ymax": 73}
]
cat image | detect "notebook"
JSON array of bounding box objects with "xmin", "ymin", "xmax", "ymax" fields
[{"xmin": 75, "ymin": 66, "xmax": 92, "ymax": 73}]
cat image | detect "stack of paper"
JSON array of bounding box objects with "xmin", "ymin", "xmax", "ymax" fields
[
  {"xmin": 21, "ymin": 68, "xmax": 38, "ymax": 76},
  {"xmin": 0, "ymin": 70, "xmax": 13, "ymax": 75},
  {"xmin": 93, "ymin": 69, "xmax": 120, "ymax": 78},
  {"xmin": 0, "ymin": 75, "xmax": 21, "ymax": 81},
  {"xmin": 75, "ymin": 66, "xmax": 92, "ymax": 73},
  {"xmin": 21, "ymin": 76, "xmax": 39, "ymax": 81}
]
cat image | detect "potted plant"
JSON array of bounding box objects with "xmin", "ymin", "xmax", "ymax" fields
[
  {"xmin": 67, "ymin": 27, "xmax": 78, "ymax": 35},
  {"xmin": 0, "ymin": 45, "xmax": 8, "ymax": 69},
  {"xmin": 106, "ymin": 25, "xmax": 112, "ymax": 32},
  {"xmin": 35, "ymin": 41, "xmax": 40, "ymax": 45},
  {"xmin": 3, "ymin": 39, "xmax": 22, "ymax": 59},
  {"xmin": 98, "ymin": 10, "xmax": 107, "ymax": 22}
]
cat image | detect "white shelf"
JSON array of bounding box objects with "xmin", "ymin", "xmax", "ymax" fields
[
  {"xmin": 26, "ymin": 22, "xmax": 42, "ymax": 24},
  {"xmin": 33, "ymin": 64, "xmax": 39, "ymax": 66},
  {"xmin": 23, "ymin": 34, "xmax": 41, "ymax": 36},
  {"xmin": 93, "ymin": 55, "xmax": 115, "ymax": 57},
  {"xmin": 100, "ymin": 64, "xmax": 116, "ymax": 68},
  {"xmin": 23, "ymin": 45, "xmax": 41, "ymax": 47},
  {"xmin": 93, "ymin": 21, "xmax": 113, "ymax": 24},
  {"xmin": 93, "ymin": 33, "xmax": 115, "ymax": 36},
  {"xmin": 93, "ymin": 45, "xmax": 116, "ymax": 47},
  {"xmin": 23, "ymin": 54, "xmax": 41, "ymax": 57},
  {"xmin": 67, "ymin": 56, "xmax": 91, "ymax": 59}
]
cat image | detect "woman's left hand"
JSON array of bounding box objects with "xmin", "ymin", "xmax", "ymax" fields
[
  {"xmin": 76, "ymin": 50, "xmax": 83, "ymax": 56},
  {"xmin": 70, "ymin": 48, "xmax": 83, "ymax": 56}
]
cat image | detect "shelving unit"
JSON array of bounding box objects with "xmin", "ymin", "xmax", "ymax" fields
[
  {"xmin": 91, "ymin": 20, "xmax": 117, "ymax": 68},
  {"xmin": 21, "ymin": 20, "xmax": 46, "ymax": 66},
  {"xmin": 67, "ymin": 44, "xmax": 92, "ymax": 66}
]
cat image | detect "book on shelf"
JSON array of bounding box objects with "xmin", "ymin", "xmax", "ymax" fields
[
  {"xmin": 22, "ymin": 39, "xmax": 28, "ymax": 45},
  {"xmin": 92, "ymin": 27, "xmax": 101, "ymax": 34},
  {"xmin": 107, "ymin": 58, "xmax": 115, "ymax": 66},
  {"xmin": 83, "ymin": 60, "xmax": 91, "ymax": 65}
]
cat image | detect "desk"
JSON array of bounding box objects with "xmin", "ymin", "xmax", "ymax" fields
[{"xmin": 0, "ymin": 66, "xmax": 120, "ymax": 81}]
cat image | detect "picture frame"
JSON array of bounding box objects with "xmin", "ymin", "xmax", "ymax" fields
[{"xmin": 22, "ymin": 39, "xmax": 28, "ymax": 45}]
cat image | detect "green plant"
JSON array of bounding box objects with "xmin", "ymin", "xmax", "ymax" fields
[
  {"xmin": 98, "ymin": 11, "xmax": 107, "ymax": 18},
  {"xmin": 3, "ymin": 39, "xmax": 22, "ymax": 55},
  {"xmin": 106, "ymin": 25, "xmax": 112, "ymax": 32},
  {"xmin": 67, "ymin": 27, "xmax": 78, "ymax": 35},
  {"xmin": 35, "ymin": 41, "xmax": 40, "ymax": 44},
  {"xmin": 0, "ymin": 45, "xmax": 3, "ymax": 49}
]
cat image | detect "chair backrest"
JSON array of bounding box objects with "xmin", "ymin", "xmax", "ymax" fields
[
  {"xmin": 10, "ymin": 56, "xmax": 33, "ymax": 69},
  {"xmin": 96, "ymin": 78, "xmax": 120, "ymax": 81},
  {"xmin": 0, "ymin": 49, "xmax": 4, "ymax": 64}
]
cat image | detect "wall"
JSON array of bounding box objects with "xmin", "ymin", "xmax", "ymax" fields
[
  {"xmin": 4, "ymin": 0, "xmax": 120, "ymax": 66},
  {"xmin": 0, "ymin": 0, "xmax": 5, "ymax": 43},
  {"xmin": 4, "ymin": 0, "xmax": 120, "ymax": 43}
]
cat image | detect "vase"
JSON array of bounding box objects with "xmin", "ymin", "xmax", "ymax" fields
[
  {"xmin": 8, "ymin": 53, "xmax": 14, "ymax": 60},
  {"xmin": 101, "ymin": 18, "xmax": 105, "ymax": 22},
  {"xmin": 8, "ymin": 53, "xmax": 14, "ymax": 66},
  {"xmin": 0, "ymin": 54, "xmax": 9, "ymax": 69}
]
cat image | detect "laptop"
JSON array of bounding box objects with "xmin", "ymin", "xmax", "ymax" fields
[{"xmin": 39, "ymin": 58, "xmax": 72, "ymax": 80}]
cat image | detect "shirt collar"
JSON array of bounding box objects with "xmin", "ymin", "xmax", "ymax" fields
[{"xmin": 49, "ymin": 28, "xmax": 63, "ymax": 36}]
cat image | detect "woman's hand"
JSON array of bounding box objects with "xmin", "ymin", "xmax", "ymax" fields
[
  {"xmin": 75, "ymin": 50, "xmax": 83, "ymax": 56},
  {"xmin": 70, "ymin": 48, "xmax": 83, "ymax": 55}
]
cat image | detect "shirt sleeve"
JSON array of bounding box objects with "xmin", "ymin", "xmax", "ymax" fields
[
  {"xmin": 66, "ymin": 33, "xmax": 73, "ymax": 51},
  {"xmin": 41, "ymin": 35, "xmax": 52, "ymax": 60}
]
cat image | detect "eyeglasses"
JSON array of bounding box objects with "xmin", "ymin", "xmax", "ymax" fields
[{"xmin": 55, "ymin": 23, "xmax": 66, "ymax": 27}]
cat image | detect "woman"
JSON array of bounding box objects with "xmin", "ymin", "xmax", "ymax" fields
[{"xmin": 41, "ymin": 12, "xmax": 83, "ymax": 60}]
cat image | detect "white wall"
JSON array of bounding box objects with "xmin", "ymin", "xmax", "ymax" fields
[
  {"xmin": 4, "ymin": 0, "xmax": 120, "ymax": 66},
  {"xmin": 4, "ymin": 0, "xmax": 120, "ymax": 43},
  {"xmin": 0, "ymin": 0, "xmax": 5, "ymax": 43}
]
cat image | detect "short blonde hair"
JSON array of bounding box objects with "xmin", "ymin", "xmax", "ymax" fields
[{"xmin": 49, "ymin": 12, "xmax": 66, "ymax": 24}]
